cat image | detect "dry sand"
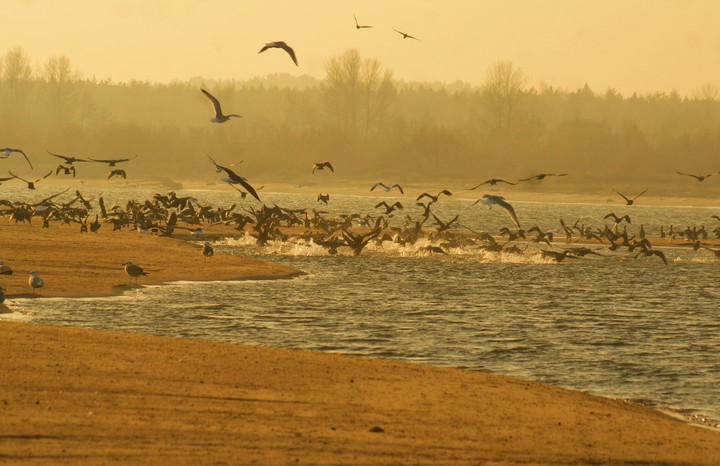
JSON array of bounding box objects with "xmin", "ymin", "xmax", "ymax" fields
[{"xmin": 1, "ymin": 219, "xmax": 719, "ymax": 464}]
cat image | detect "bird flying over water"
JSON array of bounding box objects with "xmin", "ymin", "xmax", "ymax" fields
[
  {"xmin": 55, "ymin": 164, "xmax": 76, "ymax": 178},
  {"xmin": 89, "ymin": 155, "xmax": 138, "ymax": 167},
  {"xmin": 518, "ymin": 173, "xmax": 567, "ymax": 182},
  {"xmin": 201, "ymin": 89, "xmax": 242, "ymax": 123},
  {"xmin": 312, "ymin": 162, "xmax": 334, "ymax": 174},
  {"xmin": 8, "ymin": 170, "xmax": 52, "ymax": 190},
  {"xmin": 108, "ymin": 169, "xmax": 127, "ymax": 180},
  {"xmin": 468, "ymin": 179, "xmax": 516, "ymax": 189},
  {"xmin": 371, "ymin": 182, "xmax": 404, "ymax": 194},
  {"xmin": 474, "ymin": 194, "xmax": 521, "ymax": 229},
  {"xmin": 258, "ymin": 41, "xmax": 298, "ymax": 66},
  {"xmin": 354, "ymin": 15, "xmax": 372, "ymax": 29},
  {"xmin": 393, "ymin": 28, "xmax": 420, "ymax": 40},
  {"xmin": 675, "ymin": 170, "xmax": 715, "ymax": 182},
  {"xmin": 47, "ymin": 151, "xmax": 89, "ymax": 165},
  {"xmin": 1, "ymin": 147, "xmax": 33, "ymax": 169},
  {"xmin": 208, "ymin": 155, "xmax": 261, "ymax": 202},
  {"xmin": 614, "ymin": 188, "xmax": 648, "ymax": 205}
]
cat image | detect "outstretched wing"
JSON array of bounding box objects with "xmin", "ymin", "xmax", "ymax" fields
[
  {"xmin": 201, "ymin": 89, "xmax": 223, "ymax": 117},
  {"xmin": 280, "ymin": 43, "xmax": 298, "ymax": 66}
]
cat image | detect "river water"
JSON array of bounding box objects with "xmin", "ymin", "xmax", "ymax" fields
[{"xmin": 3, "ymin": 186, "xmax": 719, "ymax": 426}]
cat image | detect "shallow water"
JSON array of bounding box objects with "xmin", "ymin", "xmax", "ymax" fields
[{"xmin": 4, "ymin": 188, "xmax": 720, "ymax": 426}]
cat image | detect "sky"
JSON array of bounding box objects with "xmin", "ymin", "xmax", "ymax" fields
[{"xmin": 1, "ymin": 0, "xmax": 719, "ymax": 96}]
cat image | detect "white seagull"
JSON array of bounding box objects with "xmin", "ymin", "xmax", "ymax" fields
[
  {"xmin": 474, "ymin": 194, "xmax": 521, "ymax": 229},
  {"xmin": 371, "ymin": 182, "xmax": 404, "ymax": 195}
]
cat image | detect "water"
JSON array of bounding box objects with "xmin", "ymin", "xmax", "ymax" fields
[{"xmin": 3, "ymin": 187, "xmax": 720, "ymax": 426}]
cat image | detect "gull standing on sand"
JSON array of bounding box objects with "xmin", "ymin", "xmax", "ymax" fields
[
  {"xmin": 258, "ymin": 41, "xmax": 298, "ymax": 66},
  {"xmin": 124, "ymin": 261, "xmax": 148, "ymax": 286},
  {"xmin": 28, "ymin": 271, "xmax": 44, "ymax": 295},
  {"xmin": 201, "ymin": 242, "xmax": 214, "ymax": 261}
]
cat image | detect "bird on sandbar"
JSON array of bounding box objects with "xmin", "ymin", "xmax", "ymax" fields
[
  {"xmin": 89, "ymin": 155, "xmax": 138, "ymax": 167},
  {"xmin": 614, "ymin": 188, "xmax": 648, "ymax": 206},
  {"xmin": 1, "ymin": 147, "xmax": 33, "ymax": 169},
  {"xmin": 28, "ymin": 271, "xmax": 44, "ymax": 295},
  {"xmin": 371, "ymin": 182, "xmax": 404, "ymax": 194},
  {"xmin": 354, "ymin": 14, "xmax": 372, "ymax": 29},
  {"xmin": 201, "ymin": 242, "xmax": 214, "ymax": 261},
  {"xmin": 123, "ymin": 261, "xmax": 148, "ymax": 286},
  {"xmin": 0, "ymin": 260, "xmax": 13, "ymax": 275},
  {"xmin": 8, "ymin": 170, "xmax": 52, "ymax": 190},
  {"xmin": 201, "ymin": 89, "xmax": 242, "ymax": 123},
  {"xmin": 393, "ymin": 28, "xmax": 420, "ymax": 40},
  {"xmin": 474, "ymin": 194, "xmax": 521, "ymax": 229},
  {"xmin": 258, "ymin": 41, "xmax": 298, "ymax": 66},
  {"xmin": 208, "ymin": 155, "xmax": 261, "ymax": 202},
  {"xmin": 312, "ymin": 162, "xmax": 334, "ymax": 174}
]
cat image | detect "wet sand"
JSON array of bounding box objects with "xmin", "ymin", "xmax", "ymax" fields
[{"xmin": 1, "ymin": 216, "xmax": 719, "ymax": 464}]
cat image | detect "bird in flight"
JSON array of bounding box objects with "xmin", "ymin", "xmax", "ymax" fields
[
  {"xmin": 312, "ymin": 162, "xmax": 334, "ymax": 174},
  {"xmin": 1, "ymin": 147, "xmax": 33, "ymax": 169},
  {"xmin": 393, "ymin": 28, "xmax": 420, "ymax": 40},
  {"xmin": 518, "ymin": 173, "xmax": 567, "ymax": 181},
  {"xmin": 354, "ymin": 15, "xmax": 372, "ymax": 29},
  {"xmin": 614, "ymin": 188, "xmax": 648, "ymax": 205},
  {"xmin": 47, "ymin": 151, "xmax": 89, "ymax": 165},
  {"xmin": 416, "ymin": 190, "xmax": 452, "ymax": 203},
  {"xmin": 468, "ymin": 179, "xmax": 516, "ymax": 189},
  {"xmin": 474, "ymin": 194, "xmax": 521, "ymax": 229},
  {"xmin": 8, "ymin": 170, "xmax": 52, "ymax": 190},
  {"xmin": 55, "ymin": 164, "xmax": 77, "ymax": 178},
  {"xmin": 208, "ymin": 155, "xmax": 261, "ymax": 202},
  {"xmin": 201, "ymin": 89, "xmax": 242, "ymax": 123},
  {"xmin": 89, "ymin": 155, "xmax": 138, "ymax": 167},
  {"xmin": 258, "ymin": 41, "xmax": 298, "ymax": 66},
  {"xmin": 675, "ymin": 170, "xmax": 715, "ymax": 182},
  {"xmin": 371, "ymin": 182, "xmax": 404, "ymax": 194},
  {"xmin": 107, "ymin": 169, "xmax": 127, "ymax": 180}
]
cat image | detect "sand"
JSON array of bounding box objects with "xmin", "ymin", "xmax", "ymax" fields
[{"xmin": 1, "ymin": 216, "xmax": 719, "ymax": 464}]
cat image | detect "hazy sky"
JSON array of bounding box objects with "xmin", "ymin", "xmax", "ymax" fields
[{"xmin": 2, "ymin": 0, "xmax": 719, "ymax": 96}]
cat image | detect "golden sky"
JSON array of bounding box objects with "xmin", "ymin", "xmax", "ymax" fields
[{"xmin": 2, "ymin": 0, "xmax": 719, "ymax": 95}]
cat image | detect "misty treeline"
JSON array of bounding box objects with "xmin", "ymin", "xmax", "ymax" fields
[{"xmin": 1, "ymin": 45, "xmax": 719, "ymax": 193}]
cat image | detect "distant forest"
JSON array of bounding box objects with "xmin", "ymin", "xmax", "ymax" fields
[{"xmin": 2, "ymin": 45, "xmax": 720, "ymax": 197}]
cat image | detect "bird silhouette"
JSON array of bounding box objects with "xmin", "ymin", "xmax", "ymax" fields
[
  {"xmin": 0, "ymin": 147, "xmax": 33, "ymax": 169},
  {"xmin": 55, "ymin": 164, "xmax": 76, "ymax": 178},
  {"xmin": 468, "ymin": 179, "xmax": 516, "ymax": 189},
  {"xmin": 371, "ymin": 182, "xmax": 404, "ymax": 194},
  {"xmin": 47, "ymin": 151, "xmax": 89, "ymax": 165},
  {"xmin": 375, "ymin": 201, "xmax": 404, "ymax": 214},
  {"xmin": 474, "ymin": 194, "xmax": 521, "ymax": 228},
  {"xmin": 201, "ymin": 242, "xmax": 214, "ymax": 261},
  {"xmin": 416, "ymin": 190, "xmax": 452, "ymax": 203},
  {"xmin": 675, "ymin": 170, "xmax": 714, "ymax": 182},
  {"xmin": 201, "ymin": 89, "xmax": 242, "ymax": 123},
  {"xmin": 258, "ymin": 41, "xmax": 298, "ymax": 66},
  {"xmin": 108, "ymin": 169, "xmax": 127, "ymax": 180},
  {"xmin": 8, "ymin": 170, "xmax": 52, "ymax": 190},
  {"xmin": 208, "ymin": 156, "xmax": 261, "ymax": 202},
  {"xmin": 354, "ymin": 14, "xmax": 372, "ymax": 29},
  {"xmin": 317, "ymin": 193, "xmax": 330, "ymax": 204},
  {"xmin": 89, "ymin": 155, "xmax": 138, "ymax": 167},
  {"xmin": 393, "ymin": 28, "xmax": 420, "ymax": 40},
  {"xmin": 312, "ymin": 162, "xmax": 334, "ymax": 174},
  {"xmin": 518, "ymin": 173, "xmax": 567, "ymax": 181},
  {"xmin": 614, "ymin": 188, "xmax": 648, "ymax": 205}
]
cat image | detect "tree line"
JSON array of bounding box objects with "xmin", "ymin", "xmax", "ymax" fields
[{"xmin": 1, "ymin": 45, "xmax": 719, "ymax": 197}]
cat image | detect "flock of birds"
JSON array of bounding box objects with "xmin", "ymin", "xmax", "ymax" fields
[{"xmin": 1, "ymin": 14, "xmax": 720, "ymax": 300}]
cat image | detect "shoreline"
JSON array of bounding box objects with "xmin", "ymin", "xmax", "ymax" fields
[{"xmin": 1, "ymin": 320, "xmax": 718, "ymax": 465}]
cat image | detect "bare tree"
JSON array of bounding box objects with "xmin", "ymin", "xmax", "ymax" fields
[
  {"xmin": 0, "ymin": 46, "xmax": 35, "ymax": 129},
  {"xmin": 480, "ymin": 60, "xmax": 527, "ymax": 132},
  {"xmin": 43, "ymin": 55, "xmax": 82, "ymax": 124},
  {"xmin": 692, "ymin": 82, "xmax": 719, "ymax": 101},
  {"xmin": 323, "ymin": 49, "xmax": 395, "ymax": 138}
]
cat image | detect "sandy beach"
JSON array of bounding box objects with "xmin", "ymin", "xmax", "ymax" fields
[{"xmin": 1, "ymin": 217, "xmax": 719, "ymax": 464}]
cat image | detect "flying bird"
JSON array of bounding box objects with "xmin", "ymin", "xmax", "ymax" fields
[
  {"xmin": 371, "ymin": 182, "xmax": 404, "ymax": 194},
  {"xmin": 518, "ymin": 173, "xmax": 567, "ymax": 181},
  {"xmin": 108, "ymin": 169, "xmax": 127, "ymax": 180},
  {"xmin": 47, "ymin": 151, "xmax": 89, "ymax": 165},
  {"xmin": 55, "ymin": 164, "xmax": 76, "ymax": 178},
  {"xmin": 317, "ymin": 193, "xmax": 330, "ymax": 204},
  {"xmin": 258, "ymin": 41, "xmax": 298, "ymax": 66},
  {"xmin": 89, "ymin": 155, "xmax": 138, "ymax": 166},
  {"xmin": 393, "ymin": 28, "xmax": 420, "ymax": 40},
  {"xmin": 354, "ymin": 14, "xmax": 372, "ymax": 29},
  {"xmin": 474, "ymin": 194, "xmax": 521, "ymax": 229},
  {"xmin": 208, "ymin": 156, "xmax": 261, "ymax": 202},
  {"xmin": 416, "ymin": 190, "xmax": 452, "ymax": 203},
  {"xmin": 468, "ymin": 179, "xmax": 516, "ymax": 189},
  {"xmin": 201, "ymin": 89, "xmax": 242, "ymax": 123},
  {"xmin": 614, "ymin": 188, "xmax": 648, "ymax": 205},
  {"xmin": 675, "ymin": 170, "xmax": 714, "ymax": 182},
  {"xmin": 8, "ymin": 170, "xmax": 52, "ymax": 190},
  {"xmin": 312, "ymin": 162, "xmax": 334, "ymax": 174},
  {"xmin": 1, "ymin": 147, "xmax": 33, "ymax": 169}
]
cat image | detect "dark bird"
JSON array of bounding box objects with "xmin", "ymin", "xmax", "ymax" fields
[
  {"xmin": 468, "ymin": 179, "xmax": 516, "ymax": 189},
  {"xmin": 108, "ymin": 169, "xmax": 127, "ymax": 180},
  {"xmin": 89, "ymin": 155, "xmax": 138, "ymax": 167},
  {"xmin": 371, "ymin": 182, "xmax": 404, "ymax": 194},
  {"xmin": 634, "ymin": 248, "xmax": 668, "ymax": 266},
  {"xmin": 47, "ymin": 151, "xmax": 89, "ymax": 165},
  {"xmin": 416, "ymin": 190, "xmax": 452, "ymax": 203},
  {"xmin": 317, "ymin": 193, "xmax": 330, "ymax": 204},
  {"xmin": 0, "ymin": 260, "xmax": 12, "ymax": 275},
  {"xmin": 518, "ymin": 173, "xmax": 567, "ymax": 181},
  {"xmin": 201, "ymin": 242, "xmax": 214, "ymax": 261},
  {"xmin": 393, "ymin": 28, "xmax": 420, "ymax": 40},
  {"xmin": 55, "ymin": 164, "xmax": 76, "ymax": 177},
  {"xmin": 614, "ymin": 188, "xmax": 648, "ymax": 205},
  {"xmin": 675, "ymin": 170, "xmax": 714, "ymax": 182},
  {"xmin": 28, "ymin": 271, "xmax": 44, "ymax": 295},
  {"xmin": 375, "ymin": 201, "xmax": 404, "ymax": 214},
  {"xmin": 604, "ymin": 212, "xmax": 632, "ymax": 224},
  {"xmin": 354, "ymin": 14, "xmax": 372, "ymax": 29},
  {"xmin": 0, "ymin": 147, "xmax": 33, "ymax": 169},
  {"xmin": 541, "ymin": 250, "xmax": 578, "ymax": 262},
  {"xmin": 258, "ymin": 41, "xmax": 298, "ymax": 66},
  {"xmin": 312, "ymin": 162, "xmax": 334, "ymax": 174},
  {"xmin": 209, "ymin": 156, "xmax": 261, "ymax": 202},
  {"xmin": 8, "ymin": 170, "xmax": 52, "ymax": 190},
  {"xmin": 473, "ymin": 194, "xmax": 521, "ymax": 229},
  {"xmin": 123, "ymin": 261, "xmax": 148, "ymax": 285},
  {"xmin": 201, "ymin": 89, "xmax": 242, "ymax": 123}
]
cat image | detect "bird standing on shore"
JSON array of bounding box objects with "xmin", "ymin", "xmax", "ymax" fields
[
  {"xmin": 123, "ymin": 261, "xmax": 148, "ymax": 286},
  {"xmin": 468, "ymin": 179, "xmax": 516, "ymax": 189},
  {"xmin": 258, "ymin": 41, "xmax": 298, "ymax": 66},
  {"xmin": 0, "ymin": 260, "xmax": 13, "ymax": 275},
  {"xmin": 28, "ymin": 271, "xmax": 44, "ymax": 295},
  {"xmin": 201, "ymin": 242, "xmax": 214, "ymax": 261},
  {"xmin": 89, "ymin": 155, "xmax": 138, "ymax": 167},
  {"xmin": 201, "ymin": 89, "xmax": 242, "ymax": 123}
]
